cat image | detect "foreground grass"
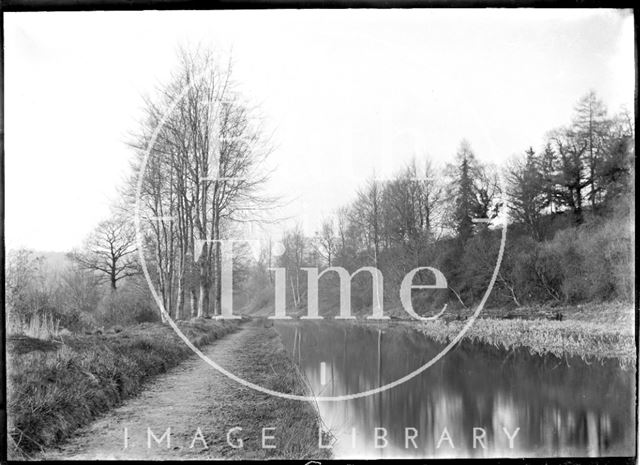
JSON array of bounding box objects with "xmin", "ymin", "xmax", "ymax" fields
[
  {"xmin": 7, "ymin": 319, "xmax": 240, "ymax": 458},
  {"xmin": 204, "ymin": 321, "xmax": 332, "ymax": 460},
  {"xmin": 417, "ymin": 303, "xmax": 635, "ymax": 366}
]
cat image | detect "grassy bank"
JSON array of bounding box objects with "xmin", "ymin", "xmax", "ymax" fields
[
  {"xmin": 416, "ymin": 302, "xmax": 635, "ymax": 365},
  {"xmin": 339, "ymin": 301, "xmax": 635, "ymax": 364},
  {"xmin": 7, "ymin": 319, "xmax": 240, "ymax": 458},
  {"xmin": 209, "ymin": 321, "xmax": 332, "ymax": 460}
]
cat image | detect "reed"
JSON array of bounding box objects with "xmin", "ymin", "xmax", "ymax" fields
[
  {"xmin": 419, "ymin": 317, "xmax": 635, "ymax": 366},
  {"xmin": 7, "ymin": 313, "xmax": 62, "ymax": 341}
]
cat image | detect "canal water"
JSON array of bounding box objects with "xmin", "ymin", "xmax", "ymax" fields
[{"xmin": 275, "ymin": 321, "xmax": 635, "ymax": 459}]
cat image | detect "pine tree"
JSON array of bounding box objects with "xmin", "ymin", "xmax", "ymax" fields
[
  {"xmin": 572, "ymin": 91, "xmax": 609, "ymax": 211},
  {"xmin": 448, "ymin": 140, "xmax": 483, "ymax": 242},
  {"xmin": 506, "ymin": 147, "xmax": 546, "ymax": 240},
  {"xmin": 539, "ymin": 143, "xmax": 559, "ymax": 214}
]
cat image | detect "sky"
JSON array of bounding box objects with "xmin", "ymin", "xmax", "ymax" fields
[{"xmin": 3, "ymin": 9, "xmax": 635, "ymax": 252}]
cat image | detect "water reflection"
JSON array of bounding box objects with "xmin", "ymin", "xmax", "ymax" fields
[{"xmin": 276, "ymin": 321, "xmax": 635, "ymax": 458}]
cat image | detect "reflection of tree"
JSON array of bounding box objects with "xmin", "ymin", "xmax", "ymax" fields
[{"xmin": 274, "ymin": 323, "xmax": 634, "ymax": 457}]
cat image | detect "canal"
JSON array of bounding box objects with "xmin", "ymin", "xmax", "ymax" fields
[{"xmin": 276, "ymin": 321, "xmax": 635, "ymax": 458}]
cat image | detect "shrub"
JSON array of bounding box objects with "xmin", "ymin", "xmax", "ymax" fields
[
  {"xmin": 541, "ymin": 216, "xmax": 634, "ymax": 303},
  {"xmin": 94, "ymin": 283, "xmax": 159, "ymax": 328},
  {"xmin": 448, "ymin": 210, "xmax": 633, "ymax": 307}
]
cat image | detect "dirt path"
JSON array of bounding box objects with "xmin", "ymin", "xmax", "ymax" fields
[{"xmin": 42, "ymin": 321, "xmax": 326, "ymax": 460}]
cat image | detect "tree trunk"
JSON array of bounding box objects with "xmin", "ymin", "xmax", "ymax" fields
[
  {"xmin": 575, "ymin": 187, "xmax": 583, "ymax": 224},
  {"xmin": 212, "ymin": 216, "xmax": 222, "ymax": 316},
  {"xmin": 198, "ymin": 283, "xmax": 210, "ymax": 318},
  {"xmin": 175, "ymin": 271, "xmax": 185, "ymax": 321},
  {"xmin": 197, "ymin": 242, "xmax": 209, "ymax": 318},
  {"xmin": 190, "ymin": 287, "xmax": 198, "ymax": 318}
]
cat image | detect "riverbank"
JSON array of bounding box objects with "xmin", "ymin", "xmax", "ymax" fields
[
  {"xmin": 6, "ymin": 319, "xmax": 240, "ymax": 458},
  {"xmin": 398, "ymin": 302, "xmax": 635, "ymax": 365},
  {"xmin": 265, "ymin": 301, "xmax": 635, "ymax": 364},
  {"xmin": 8, "ymin": 319, "xmax": 330, "ymax": 460},
  {"xmin": 34, "ymin": 321, "xmax": 330, "ymax": 460},
  {"xmin": 418, "ymin": 317, "xmax": 635, "ymax": 365}
]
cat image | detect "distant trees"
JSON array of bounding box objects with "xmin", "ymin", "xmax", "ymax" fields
[
  {"xmin": 8, "ymin": 81, "xmax": 631, "ymax": 331},
  {"xmin": 505, "ymin": 92, "xmax": 633, "ymax": 232},
  {"xmin": 70, "ymin": 217, "xmax": 138, "ymax": 290},
  {"xmin": 384, "ymin": 159, "xmax": 442, "ymax": 247},
  {"xmin": 4, "ymin": 247, "xmax": 152, "ymax": 332},
  {"xmin": 121, "ymin": 86, "xmax": 631, "ymax": 316},
  {"xmin": 538, "ymin": 92, "xmax": 633, "ymax": 224},
  {"xmin": 314, "ymin": 219, "xmax": 338, "ymax": 267},
  {"xmin": 264, "ymin": 91, "xmax": 633, "ymax": 314}
]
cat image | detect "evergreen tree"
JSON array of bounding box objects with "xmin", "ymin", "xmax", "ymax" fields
[
  {"xmin": 505, "ymin": 147, "xmax": 546, "ymax": 240},
  {"xmin": 447, "ymin": 140, "xmax": 483, "ymax": 242},
  {"xmin": 572, "ymin": 91, "xmax": 610, "ymax": 210},
  {"xmin": 538, "ymin": 143, "xmax": 560, "ymax": 214}
]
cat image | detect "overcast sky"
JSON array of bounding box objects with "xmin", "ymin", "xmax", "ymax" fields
[{"xmin": 4, "ymin": 9, "xmax": 634, "ymax": 252}]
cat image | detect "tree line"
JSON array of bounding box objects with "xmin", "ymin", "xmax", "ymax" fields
[
  {"xmin": 264, "ymin": 91, "xmax": 634, "ymax": 316},
  {"xmin": 6, "ymin": 51, "xmax": 633, "ymax": 329}
]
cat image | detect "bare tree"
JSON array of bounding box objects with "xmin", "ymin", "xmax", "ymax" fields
[
  {"xmin": 352, "ymin": 177, "xmax": 383, "ymax": 268},
  {"xmin": 314, "ymin": 218, "xmax": 338, "ymax": 267},
  {"xmin": 129, "ymin": 47, "xmax": 272, "ymax": 320},
  {"xmin": 280, "ymin": 225, "xmax": 307, "ymax": 308},
  {"xmin": 70, "ymin": 217, "xmax": 138, "ymax": 291},
  {"xmin": 383, "ymin": 158, "xmax": 444, "ymax": 247}
]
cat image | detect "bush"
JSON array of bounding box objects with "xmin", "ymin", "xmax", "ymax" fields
[
  {"xmin": 529, "ymin": 214, "xmax": 633, "ymax": 304},
  {"xmin": 444, "ymin": 210, "xmax": 633, "ymax": 308},
  {"xmin": 94, "ymin": 284, "xmax": 159, "ymax": 328}
]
